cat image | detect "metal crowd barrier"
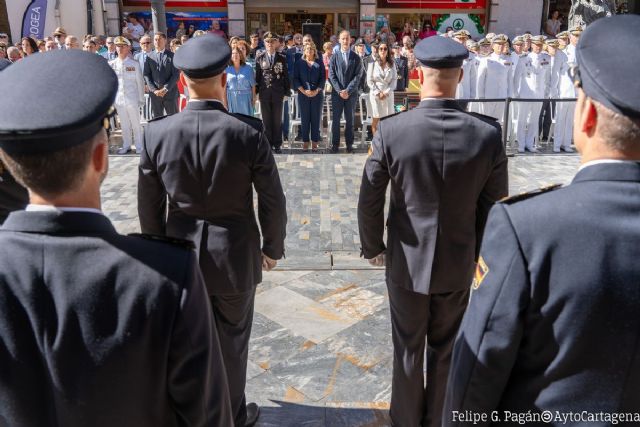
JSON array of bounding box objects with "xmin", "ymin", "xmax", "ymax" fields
[{"xmin": 402, "ymin": 95, "xmax": 578, "ymax": 152}]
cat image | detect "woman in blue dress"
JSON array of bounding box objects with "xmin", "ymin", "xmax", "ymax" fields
[
  {"xmin": 293, "ymin": 43, "xmax": 326, "ymax": 152},
  {"xmin": 225, "ymin": 47, "xmax": 256, "ymax": 116}
]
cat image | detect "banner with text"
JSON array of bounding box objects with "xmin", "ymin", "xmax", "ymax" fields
[{"xmin": 21, "ymin": 0, "xmax": 48, "ymax": 40}]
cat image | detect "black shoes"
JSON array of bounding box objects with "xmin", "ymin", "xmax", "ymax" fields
[
  {"xmin": 245, "ymin": 403, "xmax": 260, "ymax": 427},
  {"xmin": 273, "ymin": 147, "xmax": 282, "ymax": 154},
  {"xmin": 346, "ymin": 146, "xmax": 354, "ymax": 154}
]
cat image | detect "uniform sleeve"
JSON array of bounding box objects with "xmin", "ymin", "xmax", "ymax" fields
[
  {"xmin": 282, "ymin": 56, "xmax": 291, "ymax": 94},
  {"xmin": 443, "ymin": 204, "xmax": 529, "ymax": 424},
  {"xmin": 357, "ymin": 126, "xmax": 390, "ymax": 258},
  {"xmin": 476, "ymin": 60, "xmax": 487, "ymax": 99},
  {"xmin": 137, "ymin": 128, "xmax": 168, "ymax": 235},
  {"xmin": 168, "ymin": 252, "xmax": 233, "ymax": 427},
  {"xmin": 252, "ymin": 132, "xmax": 287, "ymax": 259},
  {"xmin": 255, "ymin": 56, "xmax": 263, "ymax": 95},
  {"xmin": 475, "ymin": 130, "xmax": 508, "ymax": 258},
  {"xmin": 135, "ymin": 62, "xmax": 145, "ymax": 105}
]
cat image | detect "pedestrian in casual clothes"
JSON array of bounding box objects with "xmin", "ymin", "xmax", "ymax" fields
[
  {"xmin": 367, "ymin": 42, "xmax": 397, "ymax": 134},
  {"xmin": 226, "ymin": 47, "xmax": 256, "ymax": 116}
]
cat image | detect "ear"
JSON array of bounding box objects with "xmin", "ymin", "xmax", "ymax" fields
[
  {"xmin": 220, "ymin": 72, "xmax": 227, "ymax": 88},
  {"xmin": 581, "ymin": 96, "xmax": 598, "ymax": 137},
  {"xmin": 92, "ymin": 136, "xmax": 108, "ymax": 175}
]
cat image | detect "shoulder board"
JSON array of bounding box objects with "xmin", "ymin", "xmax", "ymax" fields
[
  {"xmin": 379, "ymin": 110, "xmax": 403, "ymax": 121},
  {"xmin": 467, "ymin": 111, "xmax": 499, "ymax": 122},
  {"xmin": 500, "ymin": 184, "xmax": 563, "ymax": 205},
  {"xmin": 147, "ymin": 114, "xmax": 168, "ymax": 123},
  {"xmin": 128, "ymin": 233, "xmax": 195, "ymax": 250},
  {"xmin": 231, "ymin": 112, "xmax": 264, "ymax": 131}
]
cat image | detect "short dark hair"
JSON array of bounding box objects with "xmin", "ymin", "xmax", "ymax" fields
[
  {"xmin": 594, "ymin": 102, "xmax": 640, "ymax": 152},
  {"xmin": 154, "ymin": 32, "xmax": 167, "ymax": 39},
  {"xmin": 0, "ymin": 132, "xmax": 101, "ymax": 198}
]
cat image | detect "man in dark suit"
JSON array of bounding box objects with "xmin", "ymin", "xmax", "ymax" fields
[
  {"xmin": 357, "ymin": 36, "xmax": 508, "ymax": 427},
  {"xmin": 255, "ymin": 32, "xmax": 290, "ymax": 153},
  {"xmin": 138, "ymin": 35, "xmax": 287, "ymax": 427},
  {"xmin": 444, "ymin": 15, "xmax": 640, "ymax": 425},
  {"xmin": 143, "ymin": 32, "xmax": 179, "ymax": 118},
  {"xmin": 329, "ymin": 30, "xmax": 364, "ymax": 153},
  {"xmin": 0, "ymin": 49, "xmax": 232, "ymax": 427}
]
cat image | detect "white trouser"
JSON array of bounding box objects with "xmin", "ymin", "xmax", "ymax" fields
[
  {"xmin": 553, "ymin": 101, "xmax": 575, "ymax": 150},
  {"xmin": 483, "ymin": 102, "xmax": 505, "ymax": 124},
  {"xmin": 517, "ymin": 101, "xmax": 543, "ymax": 151},
  {"xmin": 116, "ymin": 102, "xmax": 142, "ymax": 150}
]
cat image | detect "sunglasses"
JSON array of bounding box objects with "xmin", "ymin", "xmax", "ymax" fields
[{"xmin": 379, "ymin": 47, "xmax": 388, "ymax": 51}]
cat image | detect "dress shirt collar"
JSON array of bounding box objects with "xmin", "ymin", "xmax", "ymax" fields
[
  {"xmin": 578, "ymin": 159, "xmax": 640, "ymax": 172},
  {"xmin": 26, "ymin": 204, "xmax": 104, "ymax": 216}
]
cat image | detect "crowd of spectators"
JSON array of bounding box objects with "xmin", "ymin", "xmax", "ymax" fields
[{"xmin": 0, "ymin": 13, "xmax": 578, "ymax": 153}]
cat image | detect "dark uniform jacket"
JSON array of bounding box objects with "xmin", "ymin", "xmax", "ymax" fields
[
  {"xmin": 359, "ymin": 54, "xmax": 374, "ymax": 93},
  {"xmin": 0, "ymin": 210, "xmax": 232, "ymax": 427},
  {"xmin": 0, "ymin": 163, "xmax": 28, "ymax": 224},
  {"xmin": 143, "ymin": 49, "xmax": 180, "ymax": 100},
  {"xmin": 358, "ymin": 99, "xmax": 508, "ymax": 295},
  {"xmin": 138, "ymin": 100, "xmax": 287, "ymax": 295},
  {"xmin": 444, "ymin": 162, "xmax": 640, "ymax": 423},
  {"xmin": 394, "ymin": 55, "xmax": 409, "ymax": 91},
  {"xmin": 255, "ymin": 51, "xmax": 290, "ymax": 97}
]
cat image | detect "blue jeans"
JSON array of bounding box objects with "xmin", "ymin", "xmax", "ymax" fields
[{"xmin": 298, "ymin": 92, "xmax": 323, "ymax": 142}]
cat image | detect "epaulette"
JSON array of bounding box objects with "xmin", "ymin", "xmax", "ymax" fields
[
  {"xmin": 500, "ymin": 184, "xmax": 562, "ymax": 205},
  {"xmin": 147, "ymin": 114, "xmax": 168, "ymax": 123},
  {"xmin": 128, "ymin": 233, "xmax": 196, "ymax": 250},
  {"xmin": 231, "ymin": 112, "xmax": 264, "ymax": 131}
]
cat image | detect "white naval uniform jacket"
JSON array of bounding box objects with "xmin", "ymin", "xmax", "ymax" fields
[
  {"xmin": 109, "ymin": 57, "xmax": 145, "ymax": 106},
  {"xmin": 513, "ymin": 51, "xmax": 552, "ymax": 99},
  {"xmin": 476, "ymin": 52, "xmax": 514, "ymax": 99},
  {"xmin": 457, "ymin": 52, "xmax": 479, "ymax": 99}
]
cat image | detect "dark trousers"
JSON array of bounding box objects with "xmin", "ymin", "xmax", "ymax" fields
[
  {"xmin": 387, "ymin": 285, "xmax": 469, "ymax": 427},
  {"xmin": 149, "ymin": 93, "xmax": 178, "ymax": 118},
  {"xmin": 331, "ymin": 92, "xmax": 356, "ymax": 149},
  {"xmin": 538, "ymin": 100, "xmax": 554, "ymax": 140},
  {"xmin": 282, "ymin": 99, "xmax": 290, "ymax": 140},
  {"xmin": 260, "ymin": 91, "xmax": 284, "ymax": 149},
  {"xmin": 298, "ymin": 92, "xmax": 323, "ymax": 142},
  {"xmin": 209, "ymin": 288, "xmax": 256, "ymax": 427}
]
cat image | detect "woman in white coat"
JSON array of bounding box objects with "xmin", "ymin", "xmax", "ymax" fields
[{"xmin": 367, "ymin": 42, "xmax": 397, "ymax": 134}]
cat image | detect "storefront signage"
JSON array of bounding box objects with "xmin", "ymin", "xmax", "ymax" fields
[
  {"xmin": 376, "ymin": 0, "xmax": 486, "ymax": 9},
  {"xmin": 21, "ymin": 0, "xmax": 48, "ymax": 40},
  {"xmin": 123, "ymin": 0, "xmax": 227, "ymax": 7}
]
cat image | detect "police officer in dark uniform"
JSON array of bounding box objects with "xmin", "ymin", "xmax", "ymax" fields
[
  {"xmin": 357, "ymin": 35, "xmax": 508, "ymax": 427},
  {"xmin": 0, "ymin": 50, "xmax": 232, "ymax": 427},
  {"xmin": 138, "ymin": 34, "xmax": 287, "ymax": 427},
  {"xmin": 255, "ymin": 32, "xmax": 290, "ymax": 153},
  {"xmin": 444, "ymin": 15, "xmax": 640, "ymax": 424}
]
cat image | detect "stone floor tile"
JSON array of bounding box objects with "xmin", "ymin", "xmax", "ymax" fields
[{"xmin": 255, "ymin": 287, "xmax": 357, "ymax": 344}]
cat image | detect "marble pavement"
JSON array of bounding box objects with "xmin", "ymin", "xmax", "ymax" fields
[{"xmin": 102, "ymin": 151, "xmax": 580, "ymax": 426}]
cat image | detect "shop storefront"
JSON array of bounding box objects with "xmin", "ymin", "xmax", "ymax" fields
[
  {"xmin": 244, "ymin": 0, "xmax": 358, "ymax": 38},
  {"xmin": 372, "ymin": 0, "xmax": 489, "ymax": 39},
  {"xmin": 121, "ymin": 0, "xmax": 228, "ymax": 38}
]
